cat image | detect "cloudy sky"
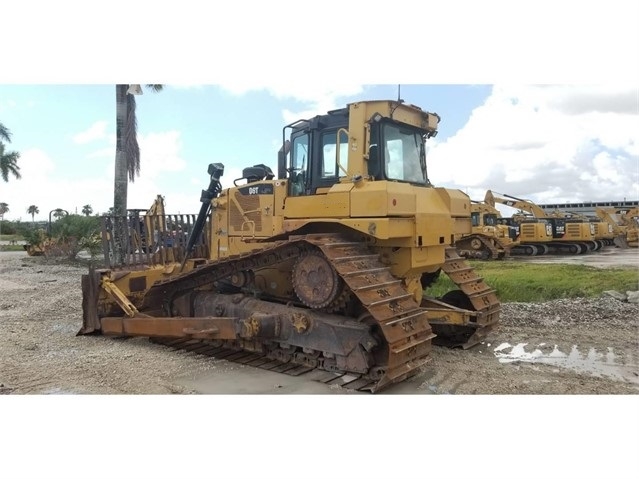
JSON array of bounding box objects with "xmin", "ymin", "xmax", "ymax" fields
[
  {"xmin": 3, "ymin": 82, "xmax": 636, "ymax": 221},
  {"xmin": 1, "ymin": 3, "xmax": 637, "ymax": 222}
]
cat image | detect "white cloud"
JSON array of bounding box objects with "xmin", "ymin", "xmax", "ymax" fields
[
  {"xmin": 430, "ymin": 85, "xmax": 639, "ymax": 203},
  {"xmin": 137, "ymin": 131, "xmax": 187, "ymax": 178},
  {"xmin": 1, "ymin": 148, "xmax": 113, "ymax": 221},
  {"xmin": 1, "ymin": 129, "xmax": 194, "ymax": 221},
  {"xmin": 13, "ymin": 148, "xmax": 56, "ymax": 178},
  {"xmin": 87, "ymin": 147, "xmax": 114, "ymax": 159},
  {"xmin": 73, "ymin": 121, "xmax": 108, "ymax": 144}
]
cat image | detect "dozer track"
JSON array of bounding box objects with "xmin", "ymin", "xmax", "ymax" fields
[
  {"xmin": 85, "ymin": 234, "xmax": 499, "ymax": 393},
  {"xmin": 135, "ymin": 233, "xmax": 434, "ymax": 392},
  {"xmin": 148, "ymin": 337, "xmax": 404, "ymax": 393},
  {"xmin": 422, "ymin": 247, "xmax": 501, "ymax": 349},
  {"xmin": 456, "ymin": 235, "xmax": 504, "ymax": 260},
  {"xmin": 305, "ymin": 234, "xmax": 436, "ymax": 390}
]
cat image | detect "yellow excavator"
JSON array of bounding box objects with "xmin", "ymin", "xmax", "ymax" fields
[
  {"xmin": 485, "ymin": 190, "xmax": 599, "ymax": 254},
  {"xmin": 484, "ymin": 191, "xmax": 554, "ymax": 255},
  {"xmin": 552, "ymin": 209, "xmax": 618, "ymax": 249},
  {"xmin": 79, "ymin": 100, "xmax": 500, "ymax": 393}
]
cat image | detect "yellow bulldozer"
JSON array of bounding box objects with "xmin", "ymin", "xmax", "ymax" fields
[
  {"xmin": 79, "ymin": 100, "xmax": 500, "ymax": 393},
  {"xmin": 455, "ymin": 201, "xmax": 518, "ymax": 259},
  {"xmin": 595, "ymin": 208, "xmax": 630, "ymax": 248},
  {"xmin": 615, "ymin": 207, "xmax": 639, "ymax": 247}
]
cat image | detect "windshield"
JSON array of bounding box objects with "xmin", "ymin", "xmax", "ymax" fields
[
  {"xmin": 484, "ymin": 214, "xmax": 497, "ymax": 226},
  {"xmin": 382, "ymin": 123, "xmax": 429, "ymax": 184}
]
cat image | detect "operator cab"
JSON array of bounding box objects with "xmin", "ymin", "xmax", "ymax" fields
[{"xmin": 278, "ymin": 106, "xmax": 434, "ymax": 197}]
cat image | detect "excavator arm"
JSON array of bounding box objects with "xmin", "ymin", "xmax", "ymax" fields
[{"xmin": 484, "ymin": 190, "xmax": 547, "ymax": 217}]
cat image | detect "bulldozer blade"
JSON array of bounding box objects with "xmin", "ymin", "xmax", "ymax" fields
[
  {"xmin": 613, "ymin": 235, "xmax": 629, "ymax": 249},
  {"xmin": 100, "ymin": 316, "xmax": 239, "ymax": 340},
  {"xmin": 78, "ymin": 265, "xmax": 102, "ymax": 335}
]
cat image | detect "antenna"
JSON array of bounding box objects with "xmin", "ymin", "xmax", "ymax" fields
[{"xmin": 397, "ymin": 84, "xmax": 404, "ymax": 103}]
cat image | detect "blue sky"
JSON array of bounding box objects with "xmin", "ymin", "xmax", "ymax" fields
[
  {"xmin": 1, "ymin": 83, "xmax": 636, "ymax": 221},
  {"xmin": 0, "ymin": 84, "xmax": 491, "ymax": 218}
]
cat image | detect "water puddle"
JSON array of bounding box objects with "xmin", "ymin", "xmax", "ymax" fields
[
  {"xmin": 42, "ymin": 387, "xmax": 79, "ymax": 395},
  {"xmin": 493, "ymin": 343, "xmax": 639, "ymax": 384}
]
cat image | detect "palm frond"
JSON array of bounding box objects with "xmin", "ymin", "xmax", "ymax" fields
[
  {"xmin": 125, "ymin": 93, "xmax": 140, "ymax": 182},
  {"xmin": 0, "ymin": 146, "xmax": 21, "ymax": 182},
  {"xmin": 146, "ymin": 84, "xmax": 164, "ymax": 92},
  {"xmin": 0, "ymin": 122, "xmax": 11, "ymax": 143}
]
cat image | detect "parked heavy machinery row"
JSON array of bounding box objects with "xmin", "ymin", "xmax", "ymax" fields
[
  {"xmin": 455, "ymin": 190, "xmax": 636, "ymax": 260},
  {"xmin": 79, "ymin": 100, "xmax": 500, "ymax": 393}
]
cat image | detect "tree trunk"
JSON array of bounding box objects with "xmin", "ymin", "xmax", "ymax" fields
[
  {"xmin": 113, "ymin": 85, "xmax": 130, "ymax": 264},
  {"xmin": 113, "ymin": 84, "xmax": 129, "ymax": 217}
]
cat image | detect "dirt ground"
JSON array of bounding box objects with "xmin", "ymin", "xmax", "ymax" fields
[{"xmin": 0, "ymin": 249, "xmax": 638, "ymax": 395}]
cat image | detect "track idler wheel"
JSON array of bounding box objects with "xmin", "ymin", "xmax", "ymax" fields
[
  {"xmin": 470, "ymin": 238, "xmax": 483, "ymax": 250},
  {"xmin": 441, "ymin": 289, "xmax": 475, "ymax": 311},
  {"xmin": 434, "ymin": 290, "xmax": 481, "ymax": 348},
  {"xmin": 292, "ymin": 250, "xmax": 344, "ymax": 309}
]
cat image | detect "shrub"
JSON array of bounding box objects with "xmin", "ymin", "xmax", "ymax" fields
[{"xmin": 47, "ymin": 214, "xmax": 101, "ymax": 260}]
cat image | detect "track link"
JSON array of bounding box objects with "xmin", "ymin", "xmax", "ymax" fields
[
  {"xmin": 435, "ymin": 247, "xmax": 501, "ymax": 348},
  {"xmin": 304, "ymin": 234, "xmax": 435, "ymax": 391},
  {"xmin": 150, "ymin": 337, "xmax": 380, "ymax": 392},
  {"xmin": 456, "ymin": 235, "xmax": 503, "ymax": 259}
]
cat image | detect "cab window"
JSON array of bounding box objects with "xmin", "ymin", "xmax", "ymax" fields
[
  {"xmin": 290, "ymin": 133, "xmax": 309, "ymax": 196},
  {"xmin": 321, "ymin": 130, "xmax": 348, "ymax": 179}
]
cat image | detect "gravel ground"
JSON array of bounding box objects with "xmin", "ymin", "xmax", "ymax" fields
[{"xmin": 1, "ymin": 250, "xmax": 638, "ymax": 395}]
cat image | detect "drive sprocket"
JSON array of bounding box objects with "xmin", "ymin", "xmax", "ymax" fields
[{"xmin": 292, "ymin": 250, "xmax": 343, "ymax": 309}]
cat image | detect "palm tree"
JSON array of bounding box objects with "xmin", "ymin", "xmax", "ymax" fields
[
  {"xmin": 0, "ymin": 202, "xmax": 8, "ymax": 238},
  {"xmin": 82, "ymin": 204, "xmax": 93, "ymax": 216},
  {"xmin": 113, "ymin": 84, "xmax": 164, "ymax": 217},
  {"xmin": 0, "ymin": 122, "xmax": 11, "ymax": 143},
  {"xmin": 27, "ymin": 205, "xmax": 39, "ymax": 223},
  {"xmin": 53, "ymin": 208, "xmax": 66, "ymax": 219},
  {"xmin": 0, "ymin": 142, "xmax": 21, "ymax": 182}
]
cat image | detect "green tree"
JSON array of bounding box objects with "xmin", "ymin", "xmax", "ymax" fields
[
  {"xmin": 0, "ymin": 142, "xmax": 21, "ymax": 182},
  {"xmin": 0, "ymin": 121, "xmax": 11, "ymax": 143},
  {"xmin": 113, "ymin": 84, "xmax": 164, "ymax": 217},
  {"xmin": 81, "ymin": 204, "xmax": 93, "ymax": 216},
  {"xmin": 27, "ymin": 205, "xmax": 39, "ymax": 223},
  {"xmin": 53, "ymin": 208, "xmax": 66, "ymax": 219}
]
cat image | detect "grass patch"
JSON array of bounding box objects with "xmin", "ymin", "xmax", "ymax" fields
[
  {"xmin": 0, "ymin": 234, "xmax": 24, "ymax": 242},
  {"xmin": 426, "ymin": 261, "xmax": 639, "ymax": 303}
]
